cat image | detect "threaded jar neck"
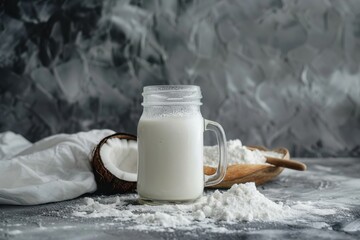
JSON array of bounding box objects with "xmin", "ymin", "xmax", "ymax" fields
[{"xmin": 142, "ymin": 85, "xmax": 202, "ymax": 106}]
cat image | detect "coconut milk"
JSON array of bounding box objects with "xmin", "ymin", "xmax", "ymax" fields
[{"xmin": 137, "ymin": 115, "xmax": 204, "ymax": 201}]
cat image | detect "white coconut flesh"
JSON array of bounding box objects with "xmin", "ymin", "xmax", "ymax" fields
[{"xmin": 100, "ymin": 138, "xmax": 138, "ymax": 182}]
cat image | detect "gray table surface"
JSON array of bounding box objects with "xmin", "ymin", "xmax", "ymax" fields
[{"xmin": 1, "ymin": 158, "xmax": 359, "ymax": 240}]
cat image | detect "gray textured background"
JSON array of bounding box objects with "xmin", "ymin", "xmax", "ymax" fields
[{"xmin": 0, "ymin": 0, "xmax": 359, "ymax": 157}]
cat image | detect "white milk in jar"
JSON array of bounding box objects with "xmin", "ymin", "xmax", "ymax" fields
[{"xmin": 137, "ymin": 114, "xmax": 204, "ymax": 201}]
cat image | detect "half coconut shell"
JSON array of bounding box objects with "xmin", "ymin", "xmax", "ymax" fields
[{"xmin": 92, "ymin": 132, "xmax": 137, "ymax": 194}]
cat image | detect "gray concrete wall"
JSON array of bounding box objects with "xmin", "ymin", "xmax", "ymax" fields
[{"xmin": 0, "ymin": 0, "xmax": 359, "ymax": 157}]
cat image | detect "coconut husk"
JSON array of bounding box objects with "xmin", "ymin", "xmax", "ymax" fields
[{"xmin": 92, "ymin": 132, "xmax": 137, "ymax": 194}]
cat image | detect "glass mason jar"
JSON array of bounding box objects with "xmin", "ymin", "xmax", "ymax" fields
[{"xmin": 137, "ymin": 85, "xmax": 227, "ymax": 204}]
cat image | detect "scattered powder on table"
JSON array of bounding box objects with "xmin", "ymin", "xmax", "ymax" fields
[
  {"xmin": 72, "ymin": 140, "xmax": 336, "ymax": 232},
  {"xmin": 204, "ymin": 139, "xmax": 284, "ymax": 167},
  {"xmin": 72, "ymin": 182, "xmax": 293, "ymax": 231}
]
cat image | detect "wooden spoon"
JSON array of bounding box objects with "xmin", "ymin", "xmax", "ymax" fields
[
  {"xmin": 205, "ymin": 146, "xmax": 306, "ymax": 188},
  {"xmin": 246, "ymin": 146, "xmax": 306, "ymax": 171},
  {"xmin": 265, "ymin": 157, "xmax": 306, "ymax": 171}
]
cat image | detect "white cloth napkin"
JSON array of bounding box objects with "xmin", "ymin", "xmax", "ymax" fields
[{"xmin": 0, "ymin": 129, "xmax": 115, "ymax": 205}]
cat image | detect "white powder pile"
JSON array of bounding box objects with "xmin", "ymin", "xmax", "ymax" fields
[
  {"xmin": 72, "ymin": 182, "xmax": 292, "ymax": 231},
  {"xmin": 192, "ymin": 183, "xmax": 291, "ymax": 222},
  {"xmin": 204, "ymin": 139, "xmax": 284, "ymax": 167}
]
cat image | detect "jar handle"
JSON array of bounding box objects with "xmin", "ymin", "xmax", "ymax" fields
[{"xmin": 204, "ymin": 119, "xmax": 227, "ymax": 187}]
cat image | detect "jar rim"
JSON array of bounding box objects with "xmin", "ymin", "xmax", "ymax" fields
[
  {"xmin": 142, "ymin": 85, "xmax": 202, "ymax": 106},
  {"xmin": 143, "ymin": 85, "xmax": 201, "ymax": 95}
]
